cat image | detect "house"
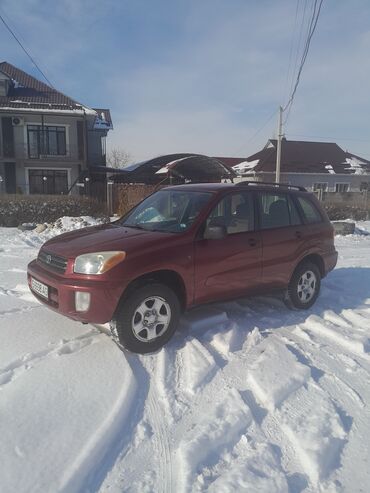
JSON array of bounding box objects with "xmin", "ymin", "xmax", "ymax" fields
[
  {"xmin": 0, "ymin": 62, "xmax": 112, "ymax": 195},
  {"xmin": 217, "ymin": 139, "xmax": 370, "ymax": 192}
]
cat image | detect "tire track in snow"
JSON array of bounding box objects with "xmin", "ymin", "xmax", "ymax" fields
[
  {"xmin": 171, "ymin": 334, "xmax": 259, "ymax": 491},
  {"xmin": 279, "ymin": 334, "xmax": 366, "ymax": 409},
  {"xmin": 58, "ymin": 349, "xmax": 142, "ymax": 493},
  {"xmin": 218, "ymin": 325, "xmax": 344, "ymax": 490},
  {"xmin": 340, "ymin": 309, "xmax": 370, "ymax": 330},
  {"xmin": 301, "ymin": 315, "xmax": 370, "ymax": 359},
  {"xmin": 140, "ymin": 350, "xmax": 176, "ymax": 493},
  {"xmin": 0, "ymin": 329, "xmax": 100, "ymax": 389}
]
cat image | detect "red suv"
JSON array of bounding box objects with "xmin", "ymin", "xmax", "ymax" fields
[{"xmin": 27, "ymin": 182, "xmax": 337, "ymax": 353}]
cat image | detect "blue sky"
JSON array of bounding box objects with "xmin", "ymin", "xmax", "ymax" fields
[{"xmin": 1, "ymin": 0, "xmax": 370, "ymax": 161}]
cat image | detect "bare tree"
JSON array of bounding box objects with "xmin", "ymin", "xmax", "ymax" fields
[{"xmin": 106, "ymin": 148, "xmax": 132, "ymax": 168}]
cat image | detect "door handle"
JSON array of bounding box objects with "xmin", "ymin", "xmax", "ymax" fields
[
  {"xmin": 248, "ymin": 238, "xmax": 257, "ymax": 247},
  {"xmin": 295, "ymin": 231, "xmax": 303, "ymax": 239}
]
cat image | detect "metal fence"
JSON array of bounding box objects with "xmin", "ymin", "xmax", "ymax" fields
[{"xmin": 314, "ymin": 190, "xmax": 369, "ymax": 208}]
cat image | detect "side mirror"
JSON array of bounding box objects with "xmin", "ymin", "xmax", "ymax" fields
[{"xmin": 204, "ymin": 225, "xmax": 227, "ymax": 240}]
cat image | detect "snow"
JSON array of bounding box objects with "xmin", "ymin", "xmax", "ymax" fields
[
  {"xmin": 247, "ymin": 338, "xmax": 311, "ymax": 411},
  {"xmin": 0, "ymin": 106, "xmax": 92, "ymax": 115},
  {"xmin": 1, "ymin": 220, "xmax": 370, "ymax": 492},
  {"xmin": 325, "ymin": 164, "xmax": 336, "ymax": 174},
  {"xmin": 22, "ymin": 216, "xmax": 107, "ymax": 246},
  {"xmin": 155, "ymin": 156, "xmax": 197, "ymax": 175},
  {"xmin": 232, "ymin": 159, "xmax": 259, "ymax": 174},
  {"xmin": 94, "ymin": 111, "xmax": 113, "ymax": 130},
  {"xmin": 344, "ymin": 156, "xmax": 368, "ymax": 175},
  {"xmin": 278, "ymin": 384, "xmax": 347, "ymax": 485}
]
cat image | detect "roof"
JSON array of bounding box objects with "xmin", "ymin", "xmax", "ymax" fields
[
  {"xmin": 240, "ymin": 139, "xmax": 370, "ymax": 175},
  {"xmin": 148, "ymin": 181, "xmax": 308, "ymax": 193},
  {"xmin": 0, "ymin": 61, "xmax": 81, "ymax": 108},
  {"xmin": 0, "ymin": 62, "xmax": 112, "ymax": 128},
  {"xmin": 91, "ymin": 154, "xmax": 236, "ymax": 184},
  {"xmin": 92, "ymin": 108, "xmax": 113, "ymax": 129},
  {"xmin": 214, "ymin": 157, "xmax": 248, "ymax": 168}
]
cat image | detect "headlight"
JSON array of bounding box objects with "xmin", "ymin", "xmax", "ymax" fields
[{"xmin": 74, "ymin": 251, "xmax": 126, "ymax": 275}]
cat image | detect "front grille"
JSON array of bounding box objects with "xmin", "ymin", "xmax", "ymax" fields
[{"xmin": 38, "ymin": 250, "xmax": 68, "ymax": 273}]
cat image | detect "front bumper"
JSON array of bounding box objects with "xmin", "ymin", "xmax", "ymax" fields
[{"xmin": 27, "ymin": 260, "xmax": 124, "ymax": 324}]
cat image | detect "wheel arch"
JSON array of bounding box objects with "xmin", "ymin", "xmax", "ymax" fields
[
  {"xmin": 293, "ymin": 253, "xmax": 325, "ymax": 279},
  {"xmin": 115, "ymin": 269, "xmax": 187, "ymax": 317}
]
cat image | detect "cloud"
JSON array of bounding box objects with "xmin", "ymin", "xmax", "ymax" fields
[{"xmin": 1, "ymin": 0, "xmax": 370, "ymax": 160}]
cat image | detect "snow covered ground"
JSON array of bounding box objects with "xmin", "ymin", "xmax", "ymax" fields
[{"xmin": 0, "ymin": 221, "xmax": 370, "ymax": 493}]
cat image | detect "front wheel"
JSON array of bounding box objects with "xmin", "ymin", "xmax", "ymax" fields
[
  {"xmin": 284, "ymin": 262, "xmax": 321, "ymax": 310},
  {"xmin": 114, "ymin": 283, "xmax": 180, "ymax": 354}
]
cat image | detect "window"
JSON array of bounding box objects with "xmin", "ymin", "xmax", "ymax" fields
[
  {"xmin": 258, "ymin": 193, "xmax": 299, "ymax": 229},
  {"xmin": 101, "ymin": 136, "xmax": 106, "ymax": 157},
  {"xmin": 206, "ymin": 192, "xmax": 254, "ymax": 235},
  {"xmin": 335, "ymin": 183, "xmax": 349, "ymax": 193},
  {"xmin": 313, "ymin": 183, "xmax": 328, "ymax": 191},
  {"xmin": 288, "ymin": 196, "xmax": 302, "ymax": 225},
  {"xmin": 27, "ymin": 125, "xmax": 67, "ymax": 158},
  {"xmin": 28, "ymin": 169, "xmax": 68, "ymax": 194},
  {"xmin": 297, "ymin": 196, "xmax": 322, "ymax": 224},
  {"xmin": 0, "ymin": 79, "xmax": 9, "ymax": 97},
  {"xmin": 120, "ymin": 190, "xmax": 212, "ymax": 233}
]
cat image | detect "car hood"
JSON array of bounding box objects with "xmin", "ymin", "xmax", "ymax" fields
[{"xmin": 41, "ymin": 223, "xmax": 174, "ymax": 258}]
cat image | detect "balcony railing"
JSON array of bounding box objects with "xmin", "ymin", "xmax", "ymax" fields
[{"xmin": 1, "ymin": 143, "xmax": 107, "ymax": 165}]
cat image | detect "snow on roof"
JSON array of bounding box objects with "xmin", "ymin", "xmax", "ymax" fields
[
  {"xmin": 93, "ymin": 113, "xmax": 113, "ymax": 129},
  {"xmin": 344, "ymin": 156, "xmax": 368, "ymax": 175},
  {"xmin": 232, "ymin": 159, "xmax": 259, "ymax": 174},
  {"xmin": 11, "ymin": 79, "xmax": 25, "ymax": 89},
  {"xmin": 155, "ymin": 156, "xmax": 197, "ymax": 174},
  {"xmin": 325, "ymin": 164, "xmax": 336, "ymax": 175}
]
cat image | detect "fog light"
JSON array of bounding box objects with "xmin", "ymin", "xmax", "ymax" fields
[{"xmin": 75, "ymin": 291, "xmax": 91, "ymax": 312}]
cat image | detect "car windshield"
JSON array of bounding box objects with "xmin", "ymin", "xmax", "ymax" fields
[{"xmin": 119, "ymin": 190, "xmax": 212, "ymax": 233}]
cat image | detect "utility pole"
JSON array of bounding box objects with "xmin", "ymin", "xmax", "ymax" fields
[{"xmin": 275, "ymin": 105, "xmax": 283, "ymax": 183}]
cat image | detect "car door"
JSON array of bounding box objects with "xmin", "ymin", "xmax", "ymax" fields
[
  {"xmin": 194, "ymin": 191, "xmax": 262, "ymax": 305},
  {"xmin": 256, "ymin": 191, "xmax": 306, "ymax": 288}
]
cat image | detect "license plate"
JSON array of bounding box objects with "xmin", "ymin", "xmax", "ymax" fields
[{"xmin": 31, "ymin": 277, "xmax": 49, "ymax": 299}]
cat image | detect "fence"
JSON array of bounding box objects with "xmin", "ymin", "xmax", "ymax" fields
[
  {"xmin": 315, "ymin": 190, "xmax": 368, "ymax": 208},
  {"xmin": 110, "ymin": 183, "xmax": 159, "ymax": 216}
]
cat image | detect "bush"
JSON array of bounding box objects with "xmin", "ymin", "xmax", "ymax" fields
[
  {"xmin": 0, "ymin": 194, "xmax": 107, "ymax": 227},
  {"xmin": 324, "ymin": 203, "xmax": 369, "ymax": 221}
]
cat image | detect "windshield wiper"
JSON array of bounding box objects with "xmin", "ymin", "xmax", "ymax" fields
[{"xmin": 122, "ymin": 223, "xmax": 148, "ymax": 230}]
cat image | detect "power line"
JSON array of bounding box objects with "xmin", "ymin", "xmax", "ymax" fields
[
  {"xmin": 282, "ymin": 0, "xmax": 301, "ymax": 103},
  {"xmin": 0, "ymin": 11, "xmax": 54, "ymax": 88},
  {"xmin": 288, "ymin": 133, "xmax": 370, "ymax": 143},
  {"xmin": 233, "ymin": 108, "xmax": 278, "ymax": 155},
  {"xmin": 288, "ymin": 0, "xmax": 309, "ymax": 100},
  {"xmin": 283, "ymin": 0, "xmax": 324, "ymax": 124}
]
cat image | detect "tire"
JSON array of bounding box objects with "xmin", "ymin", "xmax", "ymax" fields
[
  {"xmin": 284, "ymin": 262, "xmax": 321, "ymax": 310},
  {"xmin": 114, "ymin": 283, "xmax": 181, "ymax": 354}
]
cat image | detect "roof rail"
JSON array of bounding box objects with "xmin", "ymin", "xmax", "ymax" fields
[{"xmin": 237, "ymin": 181, "xmax": 306, "ymax": 192}]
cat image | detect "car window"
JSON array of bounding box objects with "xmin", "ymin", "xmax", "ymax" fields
[
  {"xmin": 206, "ymin": 192, "xmax": 254, "ymax": 235},
  {"xmin": 288, "ymin": 196, "xmax": 302, "ymax": 225},
  {"xmin": 258, "ymin": 193, "xmax": 291, "ymax": 229},
  {"xmin": 120, "ymin": 190, "xmax": 212, "ymax": 233},
  {"xmin": 297, "ymin": 196, "xmax": 322, "ymax": 223}
]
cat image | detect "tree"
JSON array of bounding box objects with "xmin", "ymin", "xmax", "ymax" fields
[{"xmin": 106, "ymin": 148, "xmax": 132, "ymax": 168}]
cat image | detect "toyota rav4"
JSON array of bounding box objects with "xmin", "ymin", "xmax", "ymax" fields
[{"xmin": 27, "ymin": 182, "xmax": 337, "ymax": 353}]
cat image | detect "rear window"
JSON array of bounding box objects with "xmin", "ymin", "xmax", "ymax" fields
[{"xmin": 297, "ymin": 196, "xmax": 322, "ymax": 224}]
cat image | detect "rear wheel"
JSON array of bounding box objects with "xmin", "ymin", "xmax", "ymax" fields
[
  {"xmin": 284, "ymin": 262, "xmax": 321, "ymax": 310},
  {"xmin": 114, "ymin": 283, "xmax": 180, "ymax": 354}
]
